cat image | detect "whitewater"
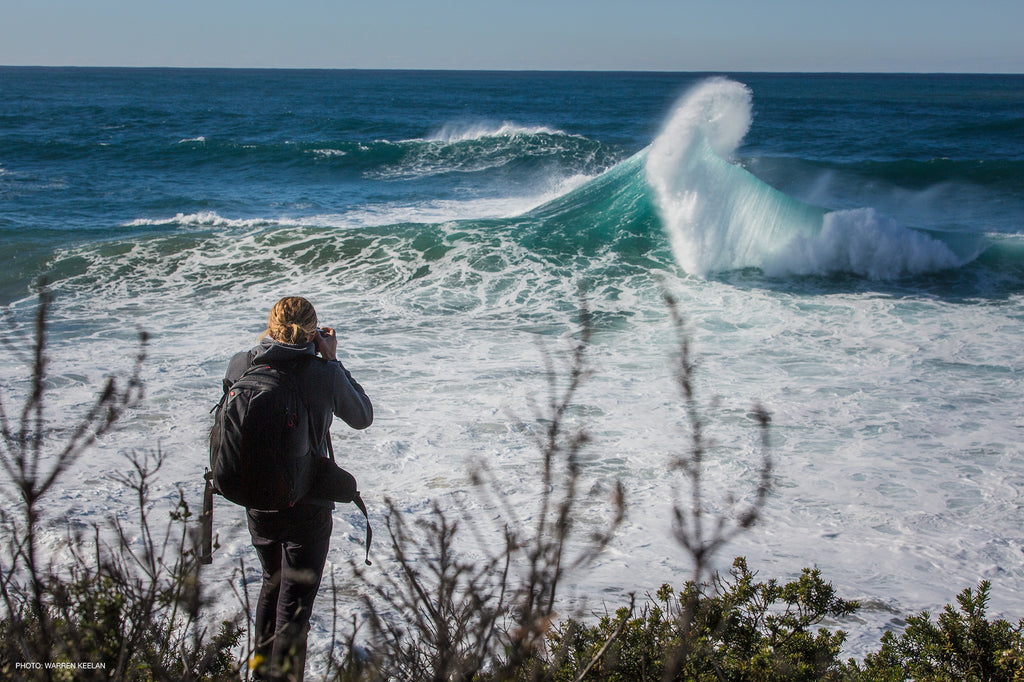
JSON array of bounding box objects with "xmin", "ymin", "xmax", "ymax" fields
[{"xmin": 2, "ymin": 69, "xmax": 1023, "ymax": 663}]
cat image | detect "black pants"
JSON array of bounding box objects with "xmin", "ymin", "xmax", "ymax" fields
[{"xmin": 247, "ymin": 503, "xmax": 333, "ymax": 682}]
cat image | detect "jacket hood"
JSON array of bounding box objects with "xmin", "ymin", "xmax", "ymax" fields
[{"xmin": 251, "ymin": 338, "xmax": 316, "ymax": 364}]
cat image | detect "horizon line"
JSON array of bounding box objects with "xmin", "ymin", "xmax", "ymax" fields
[{"xmin": 2, "ymin": 64, "xmax": 1022, "ymax": 76}]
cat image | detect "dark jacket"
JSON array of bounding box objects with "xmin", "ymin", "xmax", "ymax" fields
[{"xmin": 224, "ymin": 338, "xmax": 373, "ymax": 507}]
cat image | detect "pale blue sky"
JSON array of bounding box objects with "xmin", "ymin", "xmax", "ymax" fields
[{"xmin": 1, "ymin": 0, "xmax": 1021, "ymax": 72}]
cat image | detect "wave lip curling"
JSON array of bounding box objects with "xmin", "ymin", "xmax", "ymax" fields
[{"xmin": 645, "ymin": 78, "xmax": 968, "ymax": 280}]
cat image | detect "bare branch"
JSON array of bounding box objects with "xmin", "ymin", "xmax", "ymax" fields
[{"xmin": 347, "ymin": 294, "xmax": 623, "ymax": 681}]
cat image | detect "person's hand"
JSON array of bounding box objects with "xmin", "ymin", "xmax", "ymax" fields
[{"xmin": 314, "ymin": 326, "xmax": 338, "ymax": 361}]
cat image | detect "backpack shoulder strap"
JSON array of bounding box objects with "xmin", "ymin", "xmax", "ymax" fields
[{"xmin": 352, "ymin": 491, "xmax": 373, "ymax": 566}]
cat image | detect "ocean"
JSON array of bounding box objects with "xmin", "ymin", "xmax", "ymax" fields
[{"xmin": 2, "ymin": 67, "xmax": 1024, "ymax": 660}]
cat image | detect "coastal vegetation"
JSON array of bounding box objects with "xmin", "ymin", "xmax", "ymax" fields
[{"xmin": 2, "ymin": 286, "xmax": 1023, "ymax": 681}]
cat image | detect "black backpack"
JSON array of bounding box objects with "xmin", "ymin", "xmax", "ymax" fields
[
  {"xmin": 209, "ymin": 357, "xmax": 316, "ymax": 510},
  {"xmin": 205, "ymin": 353, "xmax": 374, "ymax": 564}
]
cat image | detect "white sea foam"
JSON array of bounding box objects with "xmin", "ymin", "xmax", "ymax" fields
[
  {"xmin": 123, "ymin": 211, "xmax": 280, "ymax": 229},
  {"xmin": 428, "ymin": 121, "xmax": 572, "ymax": 143},
  {"xmin": 765, "ymin": 208, "xmax": 962, "ymax": 279},
  {"xmin": 122, "ymin": 177, "xmax": 592, "ymax": 233},
  {"xmin": 310, "ymin": 148, "xmax": 347, "ymax": 158},
  {"xmin": 301, "ymin": 187, "xmax": 582, "ymax": 228}
]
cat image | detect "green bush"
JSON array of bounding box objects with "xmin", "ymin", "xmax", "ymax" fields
[
  {"xmin": 861, "ymin": 581, "xmax": 1024, "ymax": 682},
  {"xmin": 545, "ymin": 557, "xmax": 860, "ymax": 682},
  {"xmin": 1, "ymin": 569, "xmax": 242, "ymax": 681}
]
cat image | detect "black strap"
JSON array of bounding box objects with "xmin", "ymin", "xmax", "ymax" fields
[
  {"xmin": 352, "ymin": 492, "xmax": 373, "ymax": 565},
  {"xmin": 199, "ymin": 469, "xmax": 215, "ymax": 564}
]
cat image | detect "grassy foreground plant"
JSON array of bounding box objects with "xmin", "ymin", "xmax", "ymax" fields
[
  {"xmin": 527, "ymin": 293, "xmax": 860, "ymax": 681},
  {"xmin": 334, "ymin": 292, "xmax": 784, "ymax": 681},
  {"xmin": 658, "ymin": 292, "xmax": 774, "ymax": 680}
]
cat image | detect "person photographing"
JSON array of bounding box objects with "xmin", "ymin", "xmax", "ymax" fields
[{"xmin": 218, "ymin": 296, "xmax": 373, "ymax": 681}]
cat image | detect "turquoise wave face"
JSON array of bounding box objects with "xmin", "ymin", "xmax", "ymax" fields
[{"xmin": 520, "ymin": 152, "xmax": 662, "ymax": 259}]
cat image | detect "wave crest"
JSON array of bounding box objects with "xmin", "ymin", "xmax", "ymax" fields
[
  {"xmin": 645, "ymin": 78, "xmax": 822, "ymax": 276},
  {"xmin": 123, "ymin": 211, "xmax": 275, "ymax": 229},
  {"xmin": 428, "ymin": 121, "xmax": 572, "ymax": 143},
  {"xmin": 645, "ymin": 78, "xmax": 975, "ymax": 279}
]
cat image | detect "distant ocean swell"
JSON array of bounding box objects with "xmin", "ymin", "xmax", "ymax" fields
[
  {"xmin": 151, "ymin": 124, "xmax": 611, "ymax": 181},
  {"xmin": 809, "ymin": 158, "xmax": 1024, "ymax": 190},
  {"xmin": 8, "ymin": 128, "xmax": 1019, "ymax": 197},
  {"xmin": 18, "ymin": 77, "xmax": 1017, "ymax": 310}
]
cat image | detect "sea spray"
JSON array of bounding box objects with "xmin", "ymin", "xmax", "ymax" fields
[
  {"xmin": 645, "ymin": 78, "xmax": 971, "ymax": 279},
  {"xmin": 428, "ymin": 121, "xmax": 572, "ymax": 143},
  {"xmin": 645, "ymin": 78, "xmax": 825, "ymax": 276},
  {"xmin": 764, "ymin": 208, "xmax": 962, "ymax": 279}
]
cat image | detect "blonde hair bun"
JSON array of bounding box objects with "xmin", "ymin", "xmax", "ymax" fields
[{"xmin": 262, "ymin": 296, "xmax": 318, "ymax": 345}]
